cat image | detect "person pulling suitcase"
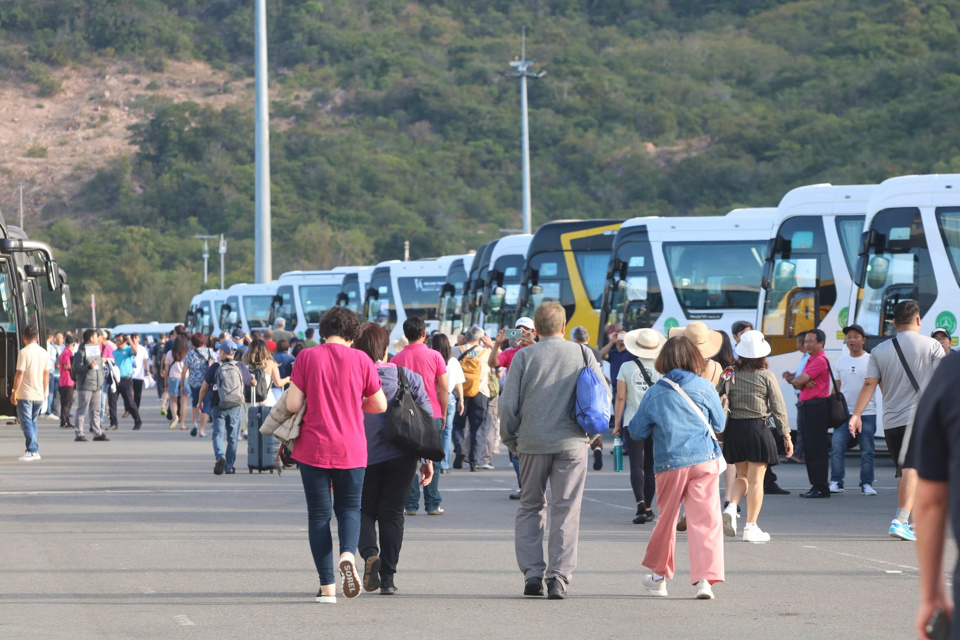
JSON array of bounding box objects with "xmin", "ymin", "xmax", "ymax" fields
[{"xmin": 194, "ymin": 341, "xmax": 254, "ymax": 475}]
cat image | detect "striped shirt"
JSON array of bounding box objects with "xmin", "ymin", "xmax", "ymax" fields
[{"xmin": 724, "ymin": 366, "xmax": 790, "ymax": 437}]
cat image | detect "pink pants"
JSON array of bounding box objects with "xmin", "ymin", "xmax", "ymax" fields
[{"xmin": 642, "ymin": 460, "xmax": 725, "ymax": 585}]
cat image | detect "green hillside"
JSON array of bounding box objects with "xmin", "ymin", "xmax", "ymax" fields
[{"xmin": 3, "ymin": 0, "xmax": 960, "ymax": 328}]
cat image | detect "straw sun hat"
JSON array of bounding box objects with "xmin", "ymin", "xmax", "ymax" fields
[
  {"xmin": 623, "ymin": 328, "xmax": 666, "ymax": 359},
  {"xmin": 667, "ymin": 321, "xmax": 723, "ymax": 359}
]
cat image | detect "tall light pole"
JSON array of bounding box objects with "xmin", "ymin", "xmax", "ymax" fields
[
  {"xmin": 18, "ymin": 181, "xmax": 23, "ymax": 230},
  {"xmin": 254, "ymin": 0, "xmax": 272, "ymax": 284},
  {"xmin": 194, "ymin": 235, "xmax": 218, "ymax": 284},
  {"xmin": 509, "ymin": 27, "xmax": 546, "ymax": 235},
  {"xmin": 219, "ymin": 234, "xmax": 227, "ymax": 290}
]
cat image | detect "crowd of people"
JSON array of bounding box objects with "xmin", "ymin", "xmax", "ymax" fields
[{"xmin": 12, "ymin": 300, "xmax": 954, "ymax": 621}]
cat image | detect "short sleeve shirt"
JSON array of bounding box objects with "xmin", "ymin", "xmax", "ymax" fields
[
  {"xmin": 58, "ymin": 348, "xmax": 76, "ymax": 387},
  {"xmin": 16, "ymin": 342, "xmax": 49, "ymax": 402},
  {"xmin": 616, "ymin": 357, "xmax": 661, "ymax": 426},
  {"xmin": 204, "ymin": 360, "xmax": 254, "ymax": 407},
  {"xmin": 446, "ymin": 357, "xmax": 465, "ymax": 393},
  {"xmin": 606, "ymin": 347, "xmax": 635, "ymax": 390},
  {"xmin": 867, "ymin": 331, "xmax": 945, "ymax": 429},
  {"xmin": 290, "ymin": 344, "xmax": 381, "ymax": 469},
  {"xmin": 798, "ymin": 350, "xmax": 831, "ymax": 401},
  {"xmin": 113, "ymin": 346, "xmax": 134, "ymax": 378},
  {"xmin": 497, "ymin": 347, "xmax": 519, "ymax": 372},
  {"xmin": 837, "ymin": 353, "xmax": 876, "ymax": 415},
  {"xmin": 391, "ymin": 343, "xmax": 447, "ymax": 418}
]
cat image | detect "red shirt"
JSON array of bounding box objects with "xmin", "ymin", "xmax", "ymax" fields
[
  {"xmin": 58, "ymin": 348, "xmax": 76, "ymax": 387},
  {"xmin": 497, "ymin": 347, "xmax": 520, "ymax": 373},
  {"xmin": 799, "ymin": 350, "xmax": 832, "ymax": 401},
  {"xmin": 391, "ymin": 343, "xmax": 447, "ymax": 418},
  {"xmin": 265, "ymin": 340, "xmax": 277, "ymax": 353},
  {"xmin": 290, "ymin": 343, "xmax": 381, "ymax": 469}
]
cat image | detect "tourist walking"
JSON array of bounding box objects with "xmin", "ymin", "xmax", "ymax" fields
[
  {"xmin": 164, "ymin": 334, "xmax": 191, "ymax": 430},
  {"xmin": 720, "ymin": 330, "xmax": 792, "ymax": 543},
  {"xmin": 184, "ymin": 333, "xmax": 215, "ymax": 437},
  {"xmin": 451, "ymin": 327, "xmax": 492, "ymax": 472},
  {"xmin": 612, "ymin": 328, "xmax": 665, "ymax": 524},
  {"xmin": 353, "ymin": 322, "xmax": 434, "ymax": 595},
  {"xmin": 13, "ymin": 325, "xmax": 51, "ymax": 460},
  {"xmin": 243, "ymin": 339, "xmax": 288, "ymax": 406},
  {"xmin": 500, "ymin": 302, "xmax": 602, "ymax": 600},
  {"xmin": 112, "ymin": 334, "xmax": 144, "ymax": 430},
  {"xmin": 57, "ymin": 335, "xmax": 77, "ymax": 430},
  {"xmin": 432, "ymin": 333, "xmax": 464, "ymax": 474},
  {"xmin": 283, "ymin": 306, "xmax": 387, "ymax": 603},
  {"xmin": 629, "ymin": 336, "xmax": 726, "ymax": 600},
  {"xmin": 71, "ymin": 329, "xmax": 109, "ymax": 443},
  {"xmin": 194, "ymin": 341, "xmax": 254, "ymax": 475}
]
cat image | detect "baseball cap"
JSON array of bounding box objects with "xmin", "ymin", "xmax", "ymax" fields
[
  {"xmin": 932, "ymin": 327, "xmax": 951, "ymax": 339},
  {"xmin": 218, "ymin": 340, "xmax": 237, "ymax": 354},
  {"xmin": 230, "ymin": 328, "xmax": 244, "ymax": 341},
  {"xmin": 842, "ymin": 324, "xmax": 866, "ymax": 337},
  {"xmin": 515, "ymin": 317, "xmax": 535, "ymax": 330}
]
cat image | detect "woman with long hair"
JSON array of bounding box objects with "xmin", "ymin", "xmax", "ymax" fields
[
  {"xmin": 164, "ymin": 334, "xmax": 191, "ymax": 430},
  {"xmin": 721, "ymin": 330, "xmax": 793, "ymax": 543},
  {"xmin": 184, "ymin": 333, "xmax": 215, "ymax": 437},
  {"xmin": 354, "ymin": 322, "xmax": 434, "ymax": 595},
  {"xmin": 630, "ymin": 336, "xmax": 726, "ymax": 599},
  {"xmin": 284, "ymin": 307, "xmax": 387, "ymax": 603},
  {"xmin": 430, "ymin": 333, "xmax": 464, "ymax": 473},
  {"xmin": 243, "ymin": 339, "xmax": 288, "ymax": 406}
]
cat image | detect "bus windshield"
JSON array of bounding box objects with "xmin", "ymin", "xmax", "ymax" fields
[
  {"xmin": 938, "ymin": 207, "xmax": 960, "ymax": 286},
  {"xmin": 300, "ymin": 285, "xmax": 341, "ymax": 324},
  {"xmin": 836, "ymin": 216, "xmax": 865, "ymax": 277},
  {"xmin": 856, "ymin": 207, "xmax": 937, "ymax": 338},
  {"xmin": 242, "ymin": 295, "xmax": 273, "ymax": 329},
  {"xmin": 0, "ymin": 266, "xmax": 16, "ymax": 332},
  {"xmin": 397, "ymin": 276, "xmax": 445, "ymax": 321},
  {"xmin": 608, "ymin": 243, "xmax": 662, "ymax": 331},
  {"xmin": 664, "ymin": 242, "xmax": 765, "ymax": 310},
  {"xmin": 366, "ymin": 272, "xmax": 396, "ymax": 330},
  {"xmin": 340, "ymin": 275, "xmax": 362, "ymax": 313}
]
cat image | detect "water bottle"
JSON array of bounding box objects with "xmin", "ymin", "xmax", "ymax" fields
[{"xmin": 613, "ymin": 437, "xmax": 624, "ymax": 472}]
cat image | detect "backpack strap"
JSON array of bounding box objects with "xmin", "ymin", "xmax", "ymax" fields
[
  {"xmin": 892, "ymin": 337, "xmax": 920, "ymax": 392},
  {"xmin": 579, "ymin": 343, "xmax": 588, "ymax": 367},
  {"xmin": 633, "ymin": 357, "xmax": 653, "ymax": 387}
]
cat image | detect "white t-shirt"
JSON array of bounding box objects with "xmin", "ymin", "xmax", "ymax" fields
[
  {"xmin": 837, "ymin": 352, "xmax": 876, "ymax": 415},
  {"xmin": 132, "ymin": 347, "xmax": 151, "ymax": 380},
  {"xmin": 616, "ymin": 357, "xmax": 661, "ymax": 427},
  {"xmin": 17, "ymin": 342, "xmax": 50, "ymax": 402},
  {"xmin": 446, "ymin": 356, "xmax": 465, "ymax": 393}
]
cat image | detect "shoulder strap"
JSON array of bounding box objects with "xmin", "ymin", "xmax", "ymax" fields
[
  {"xmin": 822, "ymin": 355, "xmax": 841, "ymax": 395},
  {"xmin": 633, "ymin": 357, "xmax": 654, "ymax": 387},
  {"xmin": 579, "ymin": 343, "xmax": 588, "ymax": 367},
  {"xmin": 659, "ymin": 378, "xmax": 718, "ymax": 442},
  {"xmin": 458, "ymin": 349, "xmax": 470, "ymax": 362},
  {"xmin": 892, "ymin": 337, "xmax": 920, "ymax": 392},
  {"xmin": 396, "ymin": 365, "xmax": 409, "ymax": 391}
]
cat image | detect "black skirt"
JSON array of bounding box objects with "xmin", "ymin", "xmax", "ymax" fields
[{"xmin": 722, "ymin": 418, "xmax": 780, "ymax": 466}]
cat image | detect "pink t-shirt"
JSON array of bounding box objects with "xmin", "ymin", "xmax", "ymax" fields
[
  {"xmin": 799, "ymin": 350, "xmax": 831, "ymax": 401},
  {"xmin": 497, "ymin": 347, "xmax": 520, "ymax": 372},
  {"xmin": 58, "ymin": 348, "xmax": 75, "ymax": 387},
  {"xmin": 391, "ymin": 343, "xmax": 447, "ymax": 418},
  {"xmin": 290, "ymin": 343, "xmax": 381, "ymax": 469}
]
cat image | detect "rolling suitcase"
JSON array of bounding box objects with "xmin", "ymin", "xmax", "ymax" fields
[{"xmin": 247, "ymin": 405, "xmax": 278, "ymax": 473}]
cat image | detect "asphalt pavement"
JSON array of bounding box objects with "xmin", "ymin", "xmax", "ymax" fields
[{"xmin": 0, "ymin": 397, "xmax": 949, "ymax": 640}]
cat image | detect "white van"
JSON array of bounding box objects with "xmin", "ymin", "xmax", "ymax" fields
[
  {"xmin": 275, "ymin": 271, "xmax": 345, "ymax": 337},
  {"xmin": 332, "ymin": 266, "xmax": 374, "ymax": 318},
  {"xmin": 110, "ymin": 322, "xmax": 179, "ymax": 344},
  {"xmin": 218, "ymin": 282, "xmax": 278, "ymax": 334},
  {"xmin": 185, "ymin": 289, "xmax": 230, "ymax": 336},
  {"xmin": 481, "ymin": 235, "xmax": 532, "ymax": 336}
]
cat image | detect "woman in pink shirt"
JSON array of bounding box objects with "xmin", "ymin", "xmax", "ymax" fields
[{"xmin": 285, "ymin": 307, "xmax": 387, "ymax": 604}]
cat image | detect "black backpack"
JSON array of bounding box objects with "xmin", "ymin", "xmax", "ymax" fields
[
  {"xmin": 383, "ymin": 366, "xmax": 443, "ymax": 461},
  {"xmin": 249, "ymin": 367, "xmax": 271, "ymax": 403}
]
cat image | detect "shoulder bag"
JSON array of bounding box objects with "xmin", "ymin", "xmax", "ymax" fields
[
  {"xmin": 659, "ymin": 378, "xmax": 726, "ymax": 474},
  {"xmin": 384, "ymin": 366, "xmax": 444, "ymax": 461},
  {"xmin": 823, "ymin": 358, "xmax": 851, "ymax": 430}
]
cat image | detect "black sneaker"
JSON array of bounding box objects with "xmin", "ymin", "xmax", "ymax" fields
[
  {"xmin": 225, "ymin": 468, "xmax": 236, "ymax": 475},
  {"xmin": 380, "ymin": 577, "xmax": 397, "ymax": 595},
  {"xmin": 214, "ymin": 458, "xmax": 226, "ymax": 475},
  {"xmin": 93, "ymin": 434, "xmax": 110, "ymax": 441},
  {"xmin": 546, "ymin": 578, "xmax": 566, "ymax": 600},
  {"xmin": 524, "ymin": 577, "xmax": 544, "ymax": 596},
  {"xmin": 363, "ymin": 556, "xmax": 381, "ymax": 592},
  {"xmin": 764, "ymin": 483, "xmax": 790, "ymax": 495},
  {"xmin": 593, "ymin": 448, "xmax": 603, "ymax": 471},
  {"xmin": 133, "ymin": 423, "xmax": 142, "ymax": 431},
  {"xmin": 453, "ymin": 453, "xmax": 464, "ymax": 470},
  {"xmin": 632, "ymin": 504, "xmax": 648, "ymax": 524},
  {"xmin": 74, "ymin": 435, "xmax": 88, "ymax": 442}
]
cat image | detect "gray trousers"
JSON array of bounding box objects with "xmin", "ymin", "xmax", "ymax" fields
[
  {"xmin": 75, "ymin": 388, "xmax": 103, "ymax": 437},
  {"xmin": 479, "ymin": 395, "xmax": 500, "ymax": 465},
  {"xmin": 515, "ymin": 446, "xmax": 588, "ymax": 587}
]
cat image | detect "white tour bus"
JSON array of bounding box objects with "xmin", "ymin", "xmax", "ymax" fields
[
  {"xmin": 852, "ymin": 174, "xmax": 960, "ymax": 351},
  {"xmin": 218, "ymin": 282, "xmax": 279, "ymax": 334},
  {"xmin": 759, "ymin": 184, "xmax": 875, "ymax": 430},
  {"xmin": 185, "ymin": 289, "xmax": 230, "ymax": 336},
  {"xmin": 364, "ymin": 257, "xmax": 458, "ymax": 351},
  {"xmin": 601, "ymin": 209, "xmax": 776, "ymax": 340},
  {"xmin": 275, "ymin": 270, "xmax": 345, "ymax": 337},
  {"xmin": 437, "ymin": 254, "xmax": 475, "ymax": 338},
  {"xmin": 480, "ymin": 234, "xmax": 533, "ymax": 336},
  {"xmin": 333, "ymin": 266, "xmax": 374, "ymax": 318},
  {"xmin": 109, "ymin": 322, "xmax": 179, "ymax": 344}
]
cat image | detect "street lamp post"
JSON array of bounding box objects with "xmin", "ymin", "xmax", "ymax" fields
[
  {"xmin": 509, "ymin": 27, "xmax": 546, "ymax": 235},
  {"xmin": 219, "ymin": 234, "xmax": 227, "ymax": 290},
  {"xmin": 194, "ymin": 235, "xmax": 218, "ymax": 285}
]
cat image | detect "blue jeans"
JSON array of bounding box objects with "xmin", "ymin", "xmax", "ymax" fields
[
  {"xmin": 441, "ymin": 393, "xmax": 455, "ymax": 470},
  {"xmin": 210, "ymin": 405, "xmax": 243, "ymax": 472},
  {"xmin": 299, "ymin": 463, "xmax": 365, "ymax": 585},
  {"xmin": 830, "ymin": 415, "xmax": 877, "ymax": 487},
  {"xmin": 47, "ymin": 374, "xmax": 60, "ymax": 415},
  {"xmin": 406, "ymin": 418, "xmax": 444, "ymax": 511},
  {"xmin": 18, "ymin": 399, "xmax": 43, "ymax": 453}
]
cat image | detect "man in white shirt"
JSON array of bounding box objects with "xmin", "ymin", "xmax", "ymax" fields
[
  {"xmin": 829, "ymin": 324, "xmax": 879, "ymax": 496},
  {"xmin": 130, "ymin": 333, "xmax": 151, "ymax": 410},
  {"xmin": 13, "ymin": 326, "xmax": 49, "ymax": 461}
]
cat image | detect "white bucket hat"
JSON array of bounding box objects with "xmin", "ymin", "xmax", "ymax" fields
[
  {"xmin": 623, "ymin": 328, "xmax": 666, "ymax": 359},
  {"xmin": 668, "ymin": 321, "xmax": 723, "ymax": 359},
  {"xmin": 734, "ymin": 330, "xmax": 771, "ymax": 359}
]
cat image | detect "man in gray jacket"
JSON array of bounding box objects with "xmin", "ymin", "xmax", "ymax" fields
[
  {"xmin": 71, "ymin": 328, "xmax": 108, "ymax": 442},
  {"xmin": 500, "ymin": 301, "xmax": 603, "ymax": 600}
]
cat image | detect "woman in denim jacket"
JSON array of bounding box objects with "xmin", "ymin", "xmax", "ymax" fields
[{"xmin": 629, "ymin": 336, "xmax": 726, "ymax": 600}]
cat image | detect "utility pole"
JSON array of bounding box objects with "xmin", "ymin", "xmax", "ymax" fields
[
  {"xmin": 509, "ymin": 28, "xmax": 546, "ymax": 235},
  {"xmin": 254, "ymin": 0, "xmax": 272, "ymax": 284},
  {"xmin": 18, "ymin": 181, "xmax": 23, "ymax": 230},
  {"xmin": 219, "ymin": 234, "xmax": 227, "ymax": 290},
  {"xmin": 194, "ymin": 235, "xmax": 217, "ymax": 284},
  {"xmin": 91, "ymin": 294, "xmax": 96, "ymax": 329}
]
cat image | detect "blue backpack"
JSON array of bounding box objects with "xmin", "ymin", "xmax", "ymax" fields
[{"xmin": 573, "ymin": 345, "xmax": 611, "ymax": 435}]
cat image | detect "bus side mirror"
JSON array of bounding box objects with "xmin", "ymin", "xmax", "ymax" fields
[
  {"xmin": 866, "ymin": 256, "xmax": 890, "ymax": 290},
  {"xmin": 61, "ymin": 284, "xmax": 72, "ymax": 316},
  {"xmin": 45, "ymin": 260, "xmax": 58, "ymax": 291},
  {"xmin": 853, "ymin": 255, "xmax": 866, "ymax": 288},
  {"xmin": 761, "ymin": 260, "xmax": 773, "ymax": 290},
  {"xmin": 336, "ymin": 292, "xmax": 349, "ymax": 307}
]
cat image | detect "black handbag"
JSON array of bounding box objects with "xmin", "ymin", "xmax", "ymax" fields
[
  {"xmin": 384, "ymin": 366, "xmax": 444, "ymax": 462},
  {"xmin": 824, "ymin": 359, "xmax": 851, "ymax": 430}
]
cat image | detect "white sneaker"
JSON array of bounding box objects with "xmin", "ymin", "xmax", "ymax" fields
[
  {"xmin": 641, "ymin": 574, "xmax": 668, "ymax": 597},
  {"xmin": 828, "ymin": 481, "xmax": 844, "ymax": 493},
  {"xmin": 722, "ymin": 505, "xmax": 737, "ymax": 537},
  {"xmin": 696, "ymin": 579, "xmax": 715, "ymax": 599},
  {"xmin": 742, "ymin": 525, "xmax": 771, "ymax": 543},
  {"xmin": 861, "ymin": 484, "xmax": 877, "ymax": 496},
  {"xmin": 17, "ymin": 451, "xmax": 41, "ymax": 462},
  {"xmin": 480, "ymin": 463, "xmax": 495, "ymax": 470}
]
